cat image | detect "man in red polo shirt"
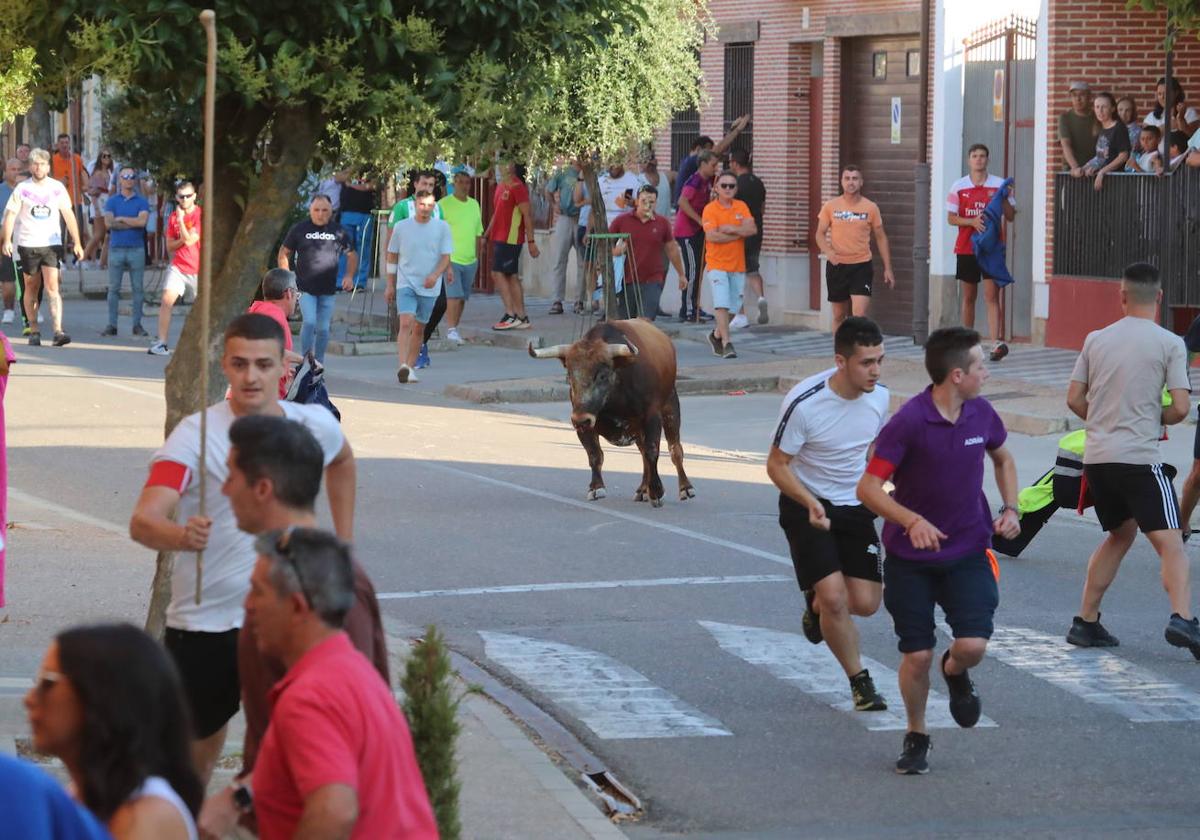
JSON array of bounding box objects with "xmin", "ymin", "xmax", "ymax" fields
[
  {"xmin": 247, "ymin": 268, "xmax": 302, "ymax": 397},
  {"xmin": 609, "ymin": 184, "xmax": 686, "ymax": 320},
  {"xmin": 241, "ymin": 528, "xmax": 437, "ymax": 840}
]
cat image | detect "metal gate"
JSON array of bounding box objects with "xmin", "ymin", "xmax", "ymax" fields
[
  {"xmin": 723, "ymin": 42, "xmax": 754, "ymax": 157},
  {"xmin": 962, "ymin": 15, "xmax": 1037, "ymax": 341}
]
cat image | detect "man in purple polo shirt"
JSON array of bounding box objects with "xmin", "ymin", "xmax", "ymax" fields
[{"xmin": 857, "ymin": 327, "xmax": 1020, "ymax": 776}]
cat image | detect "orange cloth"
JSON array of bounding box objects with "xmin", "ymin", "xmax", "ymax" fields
[
  {"xmin": 817, "ymin": 195, "xmax": 881, "ymax": 265},
  {"xmin": 51, "ymin": 153, "xmax": 88, "ymax": 205},
  {"xmin": 702, "ymin": 199, "xmax": 753, "ymax": 272}
]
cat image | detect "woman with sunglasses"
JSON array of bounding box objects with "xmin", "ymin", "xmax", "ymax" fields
[
  {"xmin": 83, "ymin": 150, "xmax": 114, "ymax": 267},
  {"xmin": 25, "ymin": 623, "xmax": 202, "ymax": 840}
]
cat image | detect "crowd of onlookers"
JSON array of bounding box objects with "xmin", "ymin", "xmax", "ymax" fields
[{"xmin": 1059, "ymin": 77, "xmax": 1200, "ymax": 188}]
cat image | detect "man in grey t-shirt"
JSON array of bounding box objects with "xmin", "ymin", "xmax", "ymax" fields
[
  {"xmin": 1065, "ymin": 261, "xmax": 1200, "ymax": 657},
  {"xmin": 384, "ymin": 190, "xmax": 452, "ymax": 384}
]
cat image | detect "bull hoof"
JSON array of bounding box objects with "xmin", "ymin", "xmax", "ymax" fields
[
  {"xmin": 634, "ymin": 490, "xmax": 648, "ymax": 502},
  {"xmin": 587, "ymin": 488, "xmax": 607, "ymax": 501},
  {"xmin": 680, "ymin": 486, "xmax": 695, "ymax": 500},
  {"xmin": 651, "ymin": 497, "xmax": 664, "ymax": 508}
]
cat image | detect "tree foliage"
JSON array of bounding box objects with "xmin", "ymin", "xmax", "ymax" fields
[{"xmin": 1130, "ymin": 1, "xmax": 1200, "ymax": 45}]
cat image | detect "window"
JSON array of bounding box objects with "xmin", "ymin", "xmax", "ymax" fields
[
  {"xmin": 873, "ymin": 51, "xmax": 887, "ymax": 79},
  {"xmin": 724, "ymin": 42, "xmax": 755, "ymax": 157},
  {"xmin": 670, "ymin": 106, "xmax": 700, "ymax": 171},
  {"xmin": 907, "ymin": 50, "xmax": 921, "ymax": 77}
]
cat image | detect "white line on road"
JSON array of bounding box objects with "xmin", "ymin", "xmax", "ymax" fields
[
  {"xmin": 701, "ymin": 621, "xmax": 997, "ymax": 731},
  {"xmin": 979, "ymin": 624, "xmax": 1200, "ymax": 723},
  {"xmin": 377, "ymin": 574, "xmax": 791, "ymax": 600},
  {"xmin": 422, "ymin": 461, "xmax": 792, "ymax": 568},
  {"xmin": 480, "ymin": 631, "xmax": 732, "ymax": 740},
  {"xmin": 9, "ymin": 489, "xmax": 128, "ymax": 536}
]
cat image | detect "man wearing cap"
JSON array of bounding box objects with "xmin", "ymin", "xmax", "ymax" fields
[{"xmin": 1060, "ymin": 81, "xmax": 1101, "ymax": 178}]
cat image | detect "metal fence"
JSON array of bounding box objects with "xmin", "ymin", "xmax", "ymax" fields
[
  {"xmin": 1053, "ymin": 167, "xmax": 1200, "ymax": 306},
  {"xmin": 723, "ymin": 42, "xmax": 754, "ymax": 158}
]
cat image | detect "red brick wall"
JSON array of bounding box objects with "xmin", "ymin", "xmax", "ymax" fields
[{"xmin": 1044, "ymin": 0, "xmax": 1200, "ymax": 281}]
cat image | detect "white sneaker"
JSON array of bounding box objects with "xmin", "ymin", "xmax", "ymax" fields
[
  {"xmin": 148, "ymin": 342, "xmax": 170, "ymax": 356},
  {"xmin": 1, "ymin": 310, "xmax": 13, "ymax": 324},
  {"xmin": 730, "ymin": 313, "xmax": 750, "ymax": 330},
  {"xmin": 446, "ymin": 327, "xmax": 465, "ymax": 345},
  {"xmin": 397, "ymin": 364, "xmax": 420, "ymax": 384},
  {"xmin": 757, "ymin": 297, "xmax": 770, "ymax": 325}
]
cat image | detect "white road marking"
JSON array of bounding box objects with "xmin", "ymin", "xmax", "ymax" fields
[
  {"xmin": 981, "ymin": 625, "xmax": 1200, "ymax": 723},
  {"xmin": 93, "ymin": 379, "xmax": 163, "ymax": 399},
  {"xmin": 480, "ymin": 631, "xmax": 732, "ymax": 740},
  {"xmin": 9, "ymin": 489, "xmax": 128, "ymax": 536},
  {"xmin": 423, "ymin": 461, "xmax": 792, "ymax": 568},
  {"xmin": 700, "ymin": 621, "xmax": 997, "ymax": 731},
  {"xmin": 378, "ymin": 574, "xmax": 791, "ymax": 600}
]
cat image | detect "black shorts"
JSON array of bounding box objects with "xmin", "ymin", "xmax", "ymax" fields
[
  {"xmin": 164, "ymin": 627, "xmax": 241, "ymax": 739},
  {"xmin": 744, "ymin": 234, "xmax": 762, "ymax": 275},
  {"xmin": 1084, "ymin": 462, "xmax": 1181, "ymax": 533},
  {"xmin": 17, "ymin": 245, "xmax": 62, "ymax": 275},
  {"xmin": 884, "ymin": 551, "xmax": 999, "ymax": 653},
  {"xmin": 778, "ymin": 494, "xmax": 883, "ymax": 590},
  {"xmin": 492, "ymin": 242, "xmax": 523, "ymax": 276},
  {"xmin": 1193, "ymin": 406, "xmax": 1200, "ymax": 459},
  {"xmin": 955, "ymin": 253, "xmax": 992, "ymax": 284},
  {"xmin": 1, "ymin": 253, "xmax": 19, "ymax": 284},
  {"xmin": 826, "ymin": 260, "xmax": 873, "ymax": 302}
]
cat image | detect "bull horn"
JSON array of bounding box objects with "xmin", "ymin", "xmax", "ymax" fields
[
  {"xmin": 606, "ymin": 342, "xmax": 638, "ymax": 359},
  {"xmin": 529, "ymin": 342, "xmax": 572, "ymax": 359}
]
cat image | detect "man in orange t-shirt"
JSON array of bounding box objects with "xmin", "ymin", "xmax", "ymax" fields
[
  {"xmin": 701, "ymin": 171, "xmax": 757, "ymax": 359},
  {"xmin": 815, "ymin": 165, "xmax": 896, "ymax": 332},
  {"xmin": 51, "ymin": 134, "xmax": 89, "ymax": 255}
]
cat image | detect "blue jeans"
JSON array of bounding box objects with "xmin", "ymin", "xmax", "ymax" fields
[
  {"xmin": 339, "ymin": 210, "xmax": 374, "ymax": 288},
  {"xmin": 299, "ymin": 292, "xmax": 336, "ymax": 362},
  {"xmin": 107, "ymin": 246, "xmax": 145, "ymax": 329}
]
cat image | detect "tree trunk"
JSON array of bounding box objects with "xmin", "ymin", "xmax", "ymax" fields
[
  {"xmin": 145, "ymin": 103, "xmax": 325, "ymax": 636},
  {"xmin": 25, "ymin": 96, "xmax": 52, "ymax": 148},
  {"xmin": 581, "ymin": 165, "xmax": 618, "ymax": 319}
]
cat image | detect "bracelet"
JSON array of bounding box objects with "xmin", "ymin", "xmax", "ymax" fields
[{"xmin": 998, "ymin": 504, "xmax": 1018, "ymax": 516}]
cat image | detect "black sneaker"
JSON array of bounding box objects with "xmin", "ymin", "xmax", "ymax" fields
[
  {"xmin": 801, "ymin": 589, "xmax": 822, "ymax": 644},
  {"xmin": 101, "ymin": 325, "xmax": 118, "ymax": 337},
  {"xmin": 849, "ymin": 669, "xmax": 888, "ymax": 711},
  {"xmin": 1066, "ymin": 614, "xmax": 1119, "ymax": 647},
  {"xmin": 132, "ymin": 324, "xmax": 148, "ymax": 337},
  {"xmin": 708, "ymin": 331, "xmax": 723, "ymax": 356},
  {"xmin": 28, "ymin": 331, "xmax": 41, "ymax": 346},
  {"xmin": 941, "ymin": 650, "xmax": 981, "ymax": 728},
  {"xmin": 895, "ymin": 732, "xmax": 931, "ymax": 775},
  {"xmin": 697, "ymin": 308, "xmax": 715, "ymax": 322},
  {"xmin": 52, "ymin": 331, "xmax": 71, "ymax": 347},
  {"xmin": 722, "ymin": 341, "xmax": 737, "ymax": 359},
  {"xmin": 1165, "ymin": 613, "xmax": 1200, "ymax": 660}
]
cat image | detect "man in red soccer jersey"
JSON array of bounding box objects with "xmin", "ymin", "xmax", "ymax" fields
[
  {"xmin": 486, "ymin": 162, "xmax": 539, "ymax": 331},
  {"xmin": 946, "ymin": 144, "xmax": 1015, "ymax": 362}
]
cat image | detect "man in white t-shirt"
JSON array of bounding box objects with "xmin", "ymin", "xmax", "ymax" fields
[
  {"xmin": 0, "ymin": 148, "xmax": 83, "ymax": 347},
  {"xmin": 766, "ymin": 316, "xmax": 890, "ymax": 713},
  {"xmin": 596, "ymin": 162, "xmax": 645, "ymax": 225},
  {"xmin": 129, "ymin": 312, "xmax": 356, "ymax": 785}
]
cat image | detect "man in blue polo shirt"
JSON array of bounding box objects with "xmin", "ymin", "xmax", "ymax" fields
[
  {"xmin": 102, "ymin": 165, "xmax": 150, "ymax": 336},
  {"xmin": 857, "ymin": 327, "xmax": 1020, "ymax": 776}
]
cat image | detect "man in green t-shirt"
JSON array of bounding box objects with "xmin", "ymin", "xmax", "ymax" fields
[
  {"xmin": 437, "ymin": 167, "xmax": 483, "ymax": 345},
  {"xmin": 1059, "ymin": 80, "xmax": 1101, "ymax": 177}
]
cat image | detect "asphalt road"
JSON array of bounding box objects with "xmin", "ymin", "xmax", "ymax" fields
[{"xmin": 3, "ymin": 306, "xmax": 1200, "ymax": 838}]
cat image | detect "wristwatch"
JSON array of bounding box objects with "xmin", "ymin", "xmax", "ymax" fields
[
  {"xmin": 998, "ymin": 504, "xmax": 1018, "ymax": 516},
  {"xmin": 231, "ymin": 782, "xmax": 254, "ymax": 814}
]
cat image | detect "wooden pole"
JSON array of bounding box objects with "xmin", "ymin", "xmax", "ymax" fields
[{"xmin": 195, "ymin": 9, "xmax": 217, "ymax": 604}]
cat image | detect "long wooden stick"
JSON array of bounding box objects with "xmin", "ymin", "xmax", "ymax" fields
[{"xmin": 196, "ymin": 9, "xmax": 217, "ymax": 604}]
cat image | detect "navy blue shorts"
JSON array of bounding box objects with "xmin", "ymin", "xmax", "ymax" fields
[
  {"xmin": 883, "ymin": 551, "xmax": 999, "ymax": 653},
  {"xmin": 492, "ymin": 242, "xmax": 522, "ymax": 276}
]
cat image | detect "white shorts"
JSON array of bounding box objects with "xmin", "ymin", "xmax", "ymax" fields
[{"xmin": 164, "ymin": 265, "xmax": 197, "ymax": 299}]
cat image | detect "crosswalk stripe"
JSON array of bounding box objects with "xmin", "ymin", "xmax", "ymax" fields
[
  {"xmin": 377, "ymin": 574, "xmax": 791, "ymax": 600},
  {"xmin": 480, "ymin": 632, "xmax": 732, "ymax": 739},
  {"xmin": 979, "ymin": 625, "xmax": 1200, "ymax": 723},
  {"xmin": 700, "ymin": 621, "xmax": 996, "ymax": 731}
]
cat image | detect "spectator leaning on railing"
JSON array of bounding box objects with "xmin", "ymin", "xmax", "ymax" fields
[
  {"xmin": 1084, "ymin": 92, "xmax": 1131, "ymax": 191},
  {"xmin": 1116, "ymin": 97, "xmax": 1142, "ymax": 150},
  {"xmin": 1167, "ymin": 131, "xmax": 1191, "ymax": 169},
  {"xmin": 1144, "ymin": 77, "xmax": 1200, "ymax": 138},
  {"xmin": 1129, "ymin": 125, "xmax": 1164, "ymax": 175},
  {"xmin": 1060, "ymin": 80, "xmax": 1100, "ymax": 178}
]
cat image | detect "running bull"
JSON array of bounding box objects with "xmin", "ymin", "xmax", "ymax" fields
[{"xmin": 529, "ymin": 320, "xmax": 695, "ymax": 507}]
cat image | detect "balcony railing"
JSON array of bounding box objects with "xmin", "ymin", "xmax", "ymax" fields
[{"xmin": 1054, "ymin": 167, "xmax": 1200, "ymax": 307}]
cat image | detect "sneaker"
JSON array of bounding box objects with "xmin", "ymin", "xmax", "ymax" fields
[
  {"xmin": 849, "ymin": 669, "xmax": 888, "ymax": 712},
  {"xmin": 801, "ymin": 589, "xmax": 823, "ymax": 644},
  {"xmin": 132, "ymin": 324, "xmax": 148, "ymax": 337},
  {"xmin": 101, "ymin": 325, "xmax": 118, "ymax": 337},
  {"xmin": 446, "ymin": 327, "xmax": 465, "ymax": 345},
  {"xmin": 1, "ymin": 309, "xmax": 12, "ymax": 324},
  {"xmin": 729, "ymin": 313, "xmax": 750, "ymax": 330},
  {"xmin": 21, "ymin": 326, "xmax": 31, "ymax": 336},
  {"xmin": 52, "ymin": 331, "xmax": 71, "ymax": 347},
  {"xmin": 678, "ymin": 305, "xmax": 690, "ymax": 322},
  {"xmin": 895, "ymin": 732, "xmax": 931, "ymax": 775},
  {"xmin": 940, "ymin": 650, "xmax": 981, "ymax": 728},
  {"xmin": 147, "ymin": 342, "xmax": 170, "ymax": 356},
  {"xmin": 511, "ymin": 316, "xmax": 532, "ymax": 330},
  {"xmin": 492, "ymin": 314, "xmax": 516, "ymax": 331},
  {"xmin": 27, "ymin": 331, "xmax": 41, "ymax": 347},
  {"xmin": 548, "ymin": 301, "xmax": 564, "ymax": 315},
  {"xmin": 722, "ymin": 341, "xmax": 737, "ymax": 359},
  {"xmin": 415, "ymin": 343, "xmax": 431, "ymax": 369},
  {"xmin": 989, "ymin": 342, "xmax": 1009, "ymax": 362},
  {"xmin": 397, "ymin": 364, "xmax": 411, "ymax": 384},
  {"xmin": 1066, "ymin": 614, "xmax": 1119, "ymax": 647},
  {"xmin": 1165, "ymin": 613, "xmax": 1200, "ymax": 659},
  {"xmin": 708, "ymin": 330, "xmax": 723, "ymax": 357},
  {"xmin": 697, "ymin": 308, "xmax": 715, "ymax": 322},
  {"xmin": 572, "ymin": 301, "xmax": 585, "ymax": 315},
  {"xmin": 757, "ymin": 296, "xmax": 770, "ymax": 325}
]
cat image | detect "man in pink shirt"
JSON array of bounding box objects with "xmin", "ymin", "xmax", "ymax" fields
[
  {"xmin": 240, "ymin": 528, "xmax": 437, "ymax": 840},
  {"xmin": 247, "ymin": 269, "xmax": 301, "ymax": 397}
]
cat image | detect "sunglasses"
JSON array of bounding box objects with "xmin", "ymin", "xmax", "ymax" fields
[
  {"xmin": 717, "ymin": 183, "xmax": 737, "ymax": 189},
  {"xmin": 120, "ymin": 173, "xmax": 137, "ymax": 180},
  {"xmin": 177, "ymin": 193, "xmax": 195, "ymax": 200},
  {"xmin": 100, "ymin": 154, "xmax": 112, "ymax": 158},
  {"xmin": 33, "ymin": 669, "xmax": 63, "ymax": 696}
]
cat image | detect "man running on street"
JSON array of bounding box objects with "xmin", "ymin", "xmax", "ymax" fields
[
  {"xmin": 1, "ymin": 148, "xmax": 82, "ymax": 347},
  {"xmin": 386, "ymin": 190, "xmax": 452, "ymax": 384},
  {"xmin": 767, "ymin": 316, "xmax": 891, "ymax": 714},
  {"xmin": 857, "ymin": 327, "xmax": 1020, "ymax": 775}
]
